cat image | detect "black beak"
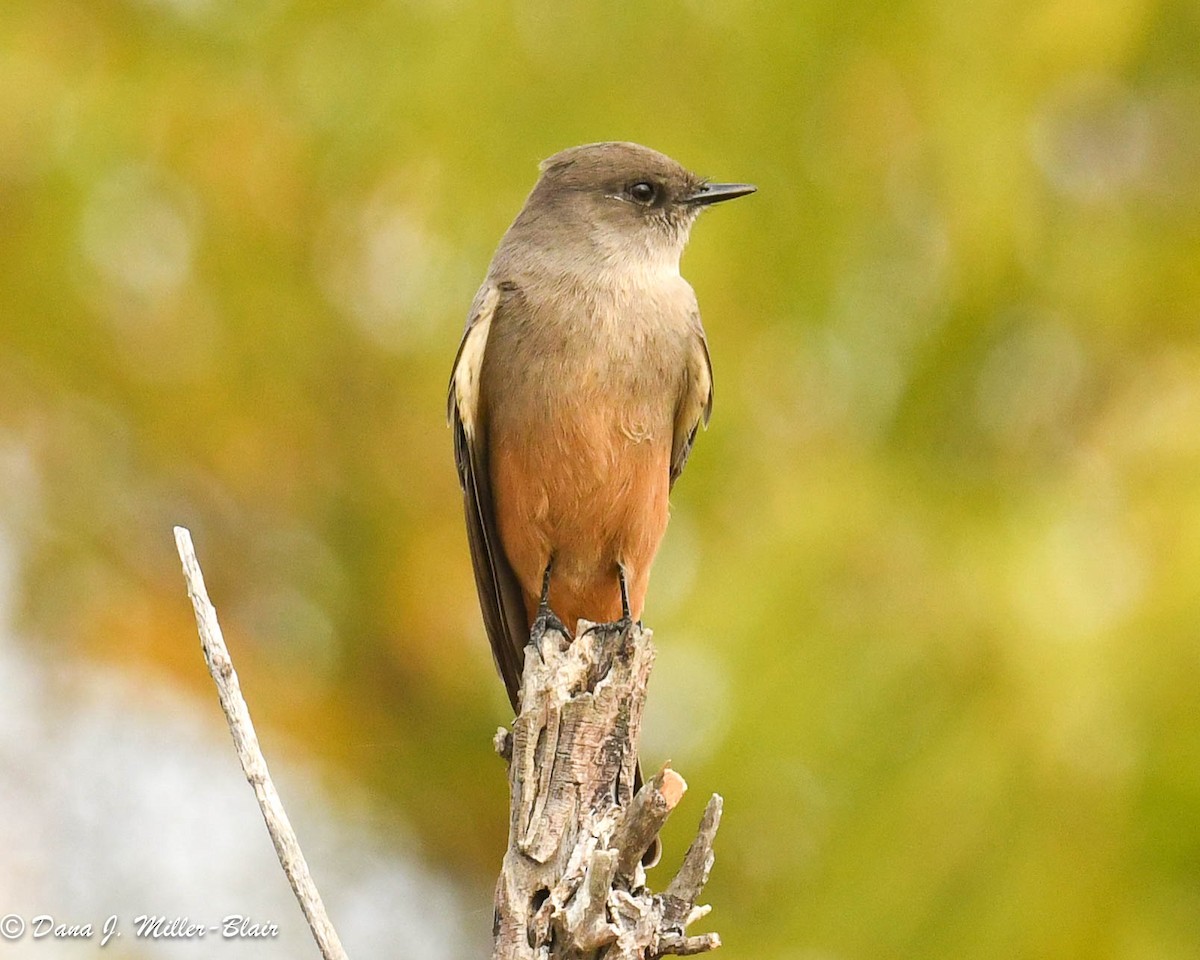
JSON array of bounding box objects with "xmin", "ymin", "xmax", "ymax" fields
[{"xmin": 683, "ymin": 182, "xmax": 757, "ymax": 206}]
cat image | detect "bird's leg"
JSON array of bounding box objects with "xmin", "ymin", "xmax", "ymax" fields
[
  {"xmin": 599, "ymin": 564, "xmax": 636, "ymax": 633},
  {"xmin": 530, "ymin": 557, "xmax": 569, "ymax": 649}
]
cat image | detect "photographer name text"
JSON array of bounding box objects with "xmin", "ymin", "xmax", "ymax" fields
[{"xmin": 0, "ymin": 913, "xmax": 279, "ymax": 946}]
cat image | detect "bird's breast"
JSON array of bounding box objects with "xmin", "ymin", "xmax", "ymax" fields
[
  {"xmin": 481, "ymin": 272, "xmax": 695, "ymax": 425},
  {"xmin": 480, "ymin": 274, "xmax": 689, "ymax": 588}
]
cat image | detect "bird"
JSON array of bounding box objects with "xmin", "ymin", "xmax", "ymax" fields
[{"xmin": 448, "ymin": 141, "xmax": 753, "ymax": 840}]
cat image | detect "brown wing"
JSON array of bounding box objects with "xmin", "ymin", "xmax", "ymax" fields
[
  {"xmin": 670, "ymin": 320, "xmax": 715, "ymax": 488},
  {"xmin": 448, "ymin": 283, "xmax": 529, "ymax": 710}
]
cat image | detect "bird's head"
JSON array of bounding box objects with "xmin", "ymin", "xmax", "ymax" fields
[{"xmin": 513, "ymin": 141, "xmax": 755, "ymax": 274}]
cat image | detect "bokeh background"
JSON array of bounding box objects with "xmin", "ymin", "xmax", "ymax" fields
[{"xmin": 2, "ymin": 0, "xmax": 1199, "ymax": 956}]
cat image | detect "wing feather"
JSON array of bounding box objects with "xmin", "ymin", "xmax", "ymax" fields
[
  {"xmin": 449, "ymin": 283, "xmax": 529, "ymax": 709},
  {"xmin": 670, "ymin": 323, "xmax": 714, "ymax": 487}
]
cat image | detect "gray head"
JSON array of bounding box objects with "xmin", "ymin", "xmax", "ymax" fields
[{"xmin": 507, "ymin": 142, "xmax": 755, "ymax": 270}]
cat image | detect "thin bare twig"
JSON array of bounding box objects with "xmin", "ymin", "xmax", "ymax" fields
[{"xmin": 173, "ymin": 526, "xmax": 349, "ymax": 960}]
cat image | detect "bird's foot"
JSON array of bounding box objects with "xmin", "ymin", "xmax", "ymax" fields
[
  {"xmin": 530, "ymin": 558, "xmax": 569, "ymax": 655},
  {"xmin": 599, "ymin": 614, "xmax": 640, "ymax": 635},
  {"xmin": 598, "ymin": 565, "xmax": 639, "ymax": 634},
  {"xmin": 530, "ymin": 605, "xmax": 570, "ymax": 646}
]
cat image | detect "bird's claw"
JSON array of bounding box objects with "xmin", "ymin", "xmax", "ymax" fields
[{"xmin": 531, "ymin": 607, "xmax": 569, "ymax": 645}]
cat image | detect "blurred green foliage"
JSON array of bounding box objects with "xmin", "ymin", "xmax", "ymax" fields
[{"xmin": 2, "ymin": 0, "xmax": 1199, "ymax": 955}]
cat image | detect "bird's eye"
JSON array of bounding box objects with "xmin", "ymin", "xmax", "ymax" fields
[{"xmin": 628, "ymin": 181, "xmax": 658, "ymax": 204}]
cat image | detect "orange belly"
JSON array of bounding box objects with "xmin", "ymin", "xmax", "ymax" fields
[{"xmin": 489, "ymin": 409, "xmax": 671, "ymax": 633}]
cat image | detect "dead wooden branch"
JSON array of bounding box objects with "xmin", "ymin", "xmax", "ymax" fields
[
  {"xmin": 174, "ymin": 524, "xmax": 721, "ymax": 958},
  {"xmin": 493, "ymin": 619, "xmax": 723, "ymax": 959},
  {"xmin": 174, "ymin": 526, "xmax": 349, "ymax": 960}
]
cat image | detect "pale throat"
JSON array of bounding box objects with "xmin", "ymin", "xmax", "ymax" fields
[{"xmin": 587, "ymin": 216, "xmax": 691, "ymax": 285}]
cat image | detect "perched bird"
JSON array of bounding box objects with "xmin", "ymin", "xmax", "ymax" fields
[{"xmin": 448, "ymin": 142, "xmax": 753, "ymax": 816}]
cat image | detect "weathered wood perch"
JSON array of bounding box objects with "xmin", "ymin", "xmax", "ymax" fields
[
  {"xmin": 492, "ymin": 619, "xmax": 723, "ymax": 959},
  {"xmin": 175, "ymin": 525, "xmax": 719, "ymax": 958}
]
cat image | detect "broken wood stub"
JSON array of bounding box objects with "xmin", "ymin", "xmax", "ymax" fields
[{"xmin": 492, "ymin": 619, "xmax": 723, "ymax": 959}]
